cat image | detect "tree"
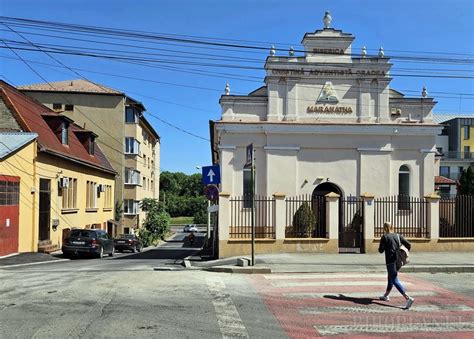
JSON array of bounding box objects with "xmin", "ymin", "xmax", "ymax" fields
[
  {"xmin": 114, "ymin": 200, "xmax": 123, "ymax": 222},
  {"xmin": 139, "ymin": 198, "xmax": 170, "ymax": 246},
  {"xmin": 458, "ymin": 167, "xmax": 474, "ymax": 195},
  {"xmin": 159, "ymin": 171, "xmax": 207, "ymax": 219},
  {"xmin": 292, "ymin": 202, "xmax": 316, "ymax": 237}
]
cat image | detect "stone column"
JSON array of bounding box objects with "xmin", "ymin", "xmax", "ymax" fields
[
  {"xmin": 273, "ymin": 192, "xmax": 286, "ymax": 240},
  {"xmin": 326, "ymin": 192, "xmax": 340, "ymax": 241},
  {"xmin": 218, "ymin": 192, "xmax": 231, "ymax": 241},
  {"xmin": 361, "ymin": 192, "xmax": 375, "ymax": 253},
  {"xmin": 425, "ymin": 193, "xmax": 440, "ymax": 240}
]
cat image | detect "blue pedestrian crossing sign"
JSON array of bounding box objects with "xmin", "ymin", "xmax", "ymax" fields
[{"xmin": 202, "ymin": 165, "xmax": 221, "ymax": 185}]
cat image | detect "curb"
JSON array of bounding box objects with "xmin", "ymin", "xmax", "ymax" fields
[
  {"xmin": 200, "ymin": 265, "xmax": 474, "ymax": 274},
  {"xmin": 204, "ymin": 266, "xmax": 272, "ymax": 274}
]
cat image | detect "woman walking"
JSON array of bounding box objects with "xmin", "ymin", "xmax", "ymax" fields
[{"xmin": 378, "ymin": 221, "xmax": 414, "ymax": 309}]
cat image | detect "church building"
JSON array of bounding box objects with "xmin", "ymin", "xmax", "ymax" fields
[{"xmin": 210, "ymin": 12, "xmax": 443, "ymax": 258}]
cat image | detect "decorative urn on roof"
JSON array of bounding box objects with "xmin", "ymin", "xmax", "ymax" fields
[
  {"xmin": 224, "ymin": 83, "xmax": 230, "ymax": 95},
  {"xmin": 323, "ymin": 11, "xmax": 332, "ymax": 28}
]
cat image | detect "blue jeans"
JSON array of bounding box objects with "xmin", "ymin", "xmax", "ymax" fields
[{"xmin": 386, "ymin": 262, "xmax": 406, "ymax": 295}]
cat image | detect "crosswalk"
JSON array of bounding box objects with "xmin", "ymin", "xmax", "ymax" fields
[{"xmin": 247, "ymin": 272, "xmax": 474, "ymax": 338}]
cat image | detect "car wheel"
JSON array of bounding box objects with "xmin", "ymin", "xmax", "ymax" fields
[
  {"xmin": 132, "ymin": 245, "xmax": 137, "ymax": 253},
  {"xmin": 109, "ymin": 247, "xmax": 114, "ymax": 257},
  {"xmin": 137, "ymin": 245, "xmax": 142, "ymax": 252},
  {"xmin": 98, "ymin": 246, "xmax": 104, "ymax": 259}
]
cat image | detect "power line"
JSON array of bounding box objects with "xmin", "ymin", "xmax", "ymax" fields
[{"xmin": 1, "ymin": 16, "xmax": 474, "ymax": 64}]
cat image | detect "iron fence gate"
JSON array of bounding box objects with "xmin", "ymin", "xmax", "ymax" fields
[
  {"xmin": 285, "ymin": 195, "xmax": 327, "ymax": 238},
  {"xmin": 339, "ymin": 195, "xmax": 364, "ymax": 253},
  {"xmin": 440, "ymin": 195, "xmax": 474, "ymax": 237},
  {"xmin": 229, "ymin": 195, "xmax": 275, "ymax": 239},
  {"xmin": 374, "ymin": 195, "xmax": 428, "ymax": 238}
]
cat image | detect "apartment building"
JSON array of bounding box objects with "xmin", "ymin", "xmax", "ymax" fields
[
  {"xmin": 434, "ymin": 115, "xmax": 474, "ymax": 197},
  {"xmin": 19, "ymin": 80, "xmax": 160, "ymax": 234}
]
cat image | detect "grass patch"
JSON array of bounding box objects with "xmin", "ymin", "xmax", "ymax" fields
[{"xmin": 170, "ymin": 216, "xmax": 193, "ymax": 225}]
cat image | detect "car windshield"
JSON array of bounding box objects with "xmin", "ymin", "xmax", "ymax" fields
[
  {"xmin": 70, "ymin": 230, "xmax": 94, "ymax": 238},
  {"xmin": 116, "ymin": 234, "xmax": 134, "ymax": 239}
]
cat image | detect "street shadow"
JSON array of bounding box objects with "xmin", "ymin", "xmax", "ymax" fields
[
  {"xmin": 323, "ymin": 294, "xmax": 400, "ymax": 308},
  {"xmin": 112, "ymin": 248, "xmax": 200, "ymax": 260}
]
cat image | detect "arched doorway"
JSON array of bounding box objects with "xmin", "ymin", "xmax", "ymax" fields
[{"xmin": 311, "ymin": 182, "xmax": 343, "ymax": 238}]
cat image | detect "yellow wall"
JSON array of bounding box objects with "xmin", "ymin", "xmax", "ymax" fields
[
  {"xmin": 36, "ymin": 153, "xmax": 115, "ymax": 249},
  {"xmin": 460, "ymin": 125, "xmax": 474, "ymax": 151},
  {"xmin": 0, "ymin": 140, "xmax": 37, "ymax": 252}
]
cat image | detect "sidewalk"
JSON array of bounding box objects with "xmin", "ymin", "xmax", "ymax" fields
[
  {"xmin": 194, "ymin": 252, "xmax": 474, "ymax": 274},
  {"xmin": 0, "ymin": 252, "xmax": 67, "ymax": 267}
]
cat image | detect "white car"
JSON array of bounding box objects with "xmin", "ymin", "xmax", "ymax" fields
[{"xmin": 183, "ymin": 224, "xmax": 198, "ymax": 233}]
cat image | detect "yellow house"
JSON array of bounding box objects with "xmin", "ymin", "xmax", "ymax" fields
[
  {"xmin": 0, "ymin": 132, "xmax": 37, "ymax": 256},
  {"xmin": 0, "ymin": 80, "xmax": 116, "ymax": 253}
]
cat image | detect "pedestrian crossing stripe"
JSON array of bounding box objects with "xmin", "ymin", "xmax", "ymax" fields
[
  {"xmin": 315, "ymin": 322, "xmax": 474, "ymax": 335},
  {"xmin": 264, "ymin": 273, "xmax": 388, "ymax": 280},
  {"xmin": 300, "ymin": 304, "xmax": 473, "ymax": 314},
  {"xmin": 272, "ymin": 281, "xmax": 413, "ymax": 287},
  {"xmin": 284, "ymin": 291, "xmax": 437, "ymax": 299}
]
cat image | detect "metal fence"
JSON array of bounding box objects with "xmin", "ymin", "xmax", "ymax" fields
[
  {"xmin": 229, "ymin": 195, "xmax": 275, "ymax": 239},
  {"xmin": 439, "ymin": 195, "xmax": 474, "ymax": 238},
  {"xmin": 339, "ymin": 195, "xmax": 364, "ymax": 253},
  {"xmin": 285, "ymin": 195, "xmax": 326, "ymax": 238},
  {"xmin": 374, "ymin": 195, "xmax": 428, "ymax": 238}
]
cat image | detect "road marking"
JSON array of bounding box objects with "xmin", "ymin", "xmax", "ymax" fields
[
  {"xmin": 301, "ymin": 304, "xmax": 473, "ymax": 314},
  {"xmin": 264, "ymin": 273, "xmax": 387, "ymax": 280},
  {"xmin": 316, "ymin": 322, "xmax": 474, "ymax": 335},
  {"xmin": 284, "ymin": 291, "xmax": 436, "ymax": 299},
  {"xmin": 272, "ymin": 281, "xmax": 413, "ymax": 287},
  {"xmin": 207, "ymin": 277, "xmax": 249, "ymax": 338}
]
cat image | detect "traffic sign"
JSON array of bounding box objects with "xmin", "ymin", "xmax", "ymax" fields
[
  {"xmin": 245, "ymin": 144, "xmax": 253, "ymax": 167},
  {"xmin": 202, "ymin": 165, "xmax": 221, "ymax": 185},
  {"xmin": 204, "ymin": 185, "xmax": 219, "ymax": 201}
]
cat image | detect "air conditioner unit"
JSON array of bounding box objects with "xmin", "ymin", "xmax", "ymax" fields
[
  {"xmin": 390, "ymin": 108, "xmax": 402, "ymax": 116},
  {"xmin": 59, "ymin": 177, "xmax": 69, "ymax": 188}
]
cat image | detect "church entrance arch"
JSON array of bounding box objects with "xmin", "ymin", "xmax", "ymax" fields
[{"xmin": 311, "ymin": 182, "xmax": 343, "ymax": 238}]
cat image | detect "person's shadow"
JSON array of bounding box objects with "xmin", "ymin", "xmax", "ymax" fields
[{"xmin": 324, "ymin": 294, "xmax": 402, "ymax": 309}]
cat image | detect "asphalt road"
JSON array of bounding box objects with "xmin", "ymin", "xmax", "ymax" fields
[{"xmin": 1, "ymin": 233, "xmax": 473, "ymax": 338}]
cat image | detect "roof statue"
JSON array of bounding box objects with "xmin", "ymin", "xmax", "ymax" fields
[
  {"xmin": 224, "ymin": 83, "xmax": 230, "ymax": 95},
  {"xmin": 378, "ymin": 47, "xmax": 384, "ymax": 57},
  {"xmin": 323, "ymin": 11, "xmax": 332, "ymax": 29},
  {"xmin": 361, "ymin": 46, "xmax": 367, "ymax": 58},
  {"xmin": 289, "ymin": 46, "xmax": 295, "ymax": 57},
  {"xmin": 422, "ymin": 86, "xmax": 428, "ymax": 98},
  {"xmin": 317, "ymin": 82, "xmax": 339, "ymax": 103},
  {"xmin": 270, "ymin": 45, "xmax": 276, "ymax": 56}
]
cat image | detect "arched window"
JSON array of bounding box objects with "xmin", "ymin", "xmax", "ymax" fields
[{"xmin": 398, "ymin": 165, "xmax": 410, "ymax": 210}]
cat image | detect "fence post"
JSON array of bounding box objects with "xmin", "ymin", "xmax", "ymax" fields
[
  {"xmin": 218, "ymin": 192, "xmax": 231, "ymax": 241},
  {"xmin": 361, "ymin": 192, "xmax": 375, "ymax": 252},
  {"xmin": 326, "ymin": 192, "xmax": 340, "ymax": 241},
  {"xmin": 424, "ymin": 193, "xmax": 440, "ymax": 240},
  {"xmin": 273, "ymin": 192, "xmax": 286, "ymax": 240}
]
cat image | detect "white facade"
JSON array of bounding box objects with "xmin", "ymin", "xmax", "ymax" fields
[{"xmin": 212, "ymin": 18, "xmax": 442, "ymax": 200}]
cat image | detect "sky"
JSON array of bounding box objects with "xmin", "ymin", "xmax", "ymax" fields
[{"xmin": 1, "ymin": 0, "xmax": 473, "ymax": 174}]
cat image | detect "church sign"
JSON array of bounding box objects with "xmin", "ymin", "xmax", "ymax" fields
[{"xmin": 307, "ymin": 106, "xmax": 353, "ymax": 114}]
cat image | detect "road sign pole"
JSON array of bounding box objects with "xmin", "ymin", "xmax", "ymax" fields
[
  {"xmin": 251, "ymin": 147, "xmax": 255, "ymax": 266},
  {"xmin": 207, "ymin": 200, "xmax": 211, "ymax": 242}
]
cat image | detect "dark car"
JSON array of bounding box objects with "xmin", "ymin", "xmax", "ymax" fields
[
  {"xmin": 113, "ymin": 234, "xmax": 143, "ymax": 253},
  {"xmin": 62, "ymin": 229, "xmax": 114, "ymax": 259}
]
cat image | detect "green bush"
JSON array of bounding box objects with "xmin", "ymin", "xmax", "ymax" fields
[{"xmin": 292, "ymin": 202, "xmax": 316, "ymax": 237}]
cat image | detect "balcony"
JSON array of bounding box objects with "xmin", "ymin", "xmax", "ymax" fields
[{"xmin": 441, "ymin": 151, "xmax": 474, "ymax": 161}]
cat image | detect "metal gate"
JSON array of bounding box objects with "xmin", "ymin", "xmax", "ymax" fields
[
  {"xmin": 0, "ymin": 175, "xmax": 20, "ymax": 256},
  {"xmin": 339, "ymin": 195, "xmax": 364, "ymax": 253}
]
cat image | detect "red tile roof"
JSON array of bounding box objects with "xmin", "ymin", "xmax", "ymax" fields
[
  {"xmin": 0, "ymin": 80, "xmax": 115, "ymax": 174},
  {"xmin": 18, "ymin": 79, "xmax": 123, "ymax": 95},
  {"xmin": 435, "ymin": 176, "xmax": 457, "ymax": 185}
]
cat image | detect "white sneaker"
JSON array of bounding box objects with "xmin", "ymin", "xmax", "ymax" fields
[
  {"xmin": 405, "ymin": 297, "xmax": 414, "ymax": 309},
  {"xmin": 379, "ymin": 295, "xmax": 390, "ymax": 301}
]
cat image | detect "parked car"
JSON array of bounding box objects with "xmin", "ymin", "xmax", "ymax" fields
[
  {"xmin": 62, "ymin": 229, "xmax": 114, "ymax": 259},
  {"xmin": 113, "ymin": 234, "xmax": 143, "ymax": 253},
  {"xmin": 183, "ymin": 224, "xmax": 198, "ymax": 233}
]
